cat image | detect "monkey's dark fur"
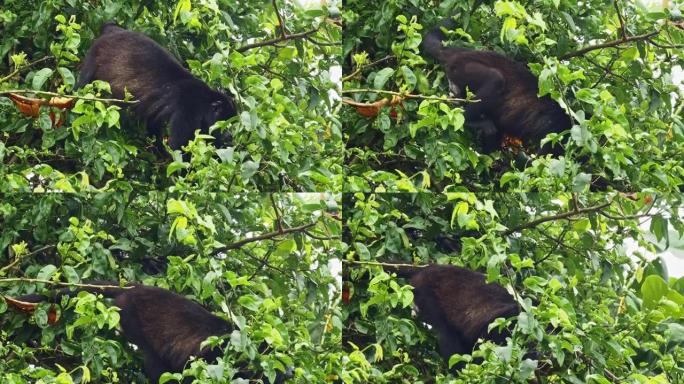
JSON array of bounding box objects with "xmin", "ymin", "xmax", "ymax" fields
[
  {"xmin": 422, "ymin": 18, "xmax": 571, "ymax": 155},
  {"xmin": 14, "ymin": 283, "xmax": 288, "ymax": 383},
  {"xmin": 386, "ymin": 264, "xmax": 519, "ymax": 364},
  {"xmin": 77, "ymin": 22, "xmax": 236, "ymax": 150}
]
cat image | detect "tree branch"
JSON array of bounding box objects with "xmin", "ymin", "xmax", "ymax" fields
[
  {"xmin": 560, "ymin": 30, "xmax": 660, "ymax": 60},
  {"xmin": 272, "ymin": 0, "xmax": 288, "ymax": 38},
  {"xmin": 213, "ymin": 222, "xmax": 317, "ymax": 254},
  {"xmin": 0, "ymin": 89, "xmax": 138, "ymax": 104},
  {"xmin": 342, "ymin": 259, "xmax": 426, "ymax": 268},
  {"xmin": 613, "ymin": 0, "xmax": 627, "ymax": 40},
  {"xmin": 270, "ymin": 193, "xmax": 283, "ymax": 232},
  {"xmin": 1, "ymin": 245, "xmax": 55, "ymax": 274},
  {"xmin": 0, "ymin": 56, "xmax": 54, "ymax": 83},
  {"xmin": 0, "ymin": 278, "xmax": 131, "ymax": 290},
  {"xmin": 343, "ymin": 88, "xmax": 469, "ymax": 103},
  {"xmin": 502, "ymin": 200, "xmax": 614, "ymax": 236},
  {"xmin": 236, "ymin": 28, "xmax": 320, "ymax": 53},
  {"xmin": 303, "ymin": 230, "xmax": 336, "ymax": 241},
  {"xmin": 342, "ymin": 55, "xmax": 395, "ymax": 82}
]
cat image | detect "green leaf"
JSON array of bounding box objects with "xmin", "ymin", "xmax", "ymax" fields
[
  {"xmin": 641, "ymin": 275, "xmax": 669, "ymax": 309},
  {"xmin": 166, "ymin": 161, "xmax": 189, "ymax": 177},
  {"xmin": 241, "ymin": 160, "xmax": 260, "ymax": 181},
  {"xmin": 571, "ymin": 173, "xmax": 591, "ymax": 192},
  {"xmin": 37, "ymin": 264, "xmax": 57, "ymax": 281},
  {"xmin": 650, "ymin": 215, "xmax": 668, "ymax": 243},
  {"xmin": 278, "ymin": 46, "xmax": 298, "ymax": 60},
  {"xmin": 373, "ymin": 68, "xmax": 395, "ymax": 90},
  {"xmin": 57, "ymin": 67, "xmax": 75, "ymax": 88},
  {"xmin": 32, "ymin": 68, "xmax": 54, "ymax": 90}
]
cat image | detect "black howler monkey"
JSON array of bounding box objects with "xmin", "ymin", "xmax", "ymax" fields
[
  {"xmin": 385, "ymin": 264, "xmax": 519, "ymax": 365},
  {"xmin": 422, "ymin": 17, "xmax": 571, "ymax": 155},
  {"xmin": 11, "ymin": 282, "xmax": 290, "ymax": 384},
  {"xmin": 77, "ymin": 22, "xmax": 236, "ymax": 150}
]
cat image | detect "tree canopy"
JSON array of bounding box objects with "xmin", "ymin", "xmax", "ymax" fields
[
  {"xmin": 2, "ymin": 0, "xmax": 684, "ymax": 383},
  {"xmin": 342, "ymin": 192, "xmax": 684, "ymax": 383},
  {"xmin": 1, "ymin": 191, "xmax": 342, "ymax": 383},
  {"xmin": 1, "ymin": 0, "xmax": 341, "ymax": 192},
  {"xmin": 0, "ymin": 0, "xmax": 342, "ymax": 383},
  {"xmin": 343, "ymin": 0, "xmax": 684, "ymax": 192}
]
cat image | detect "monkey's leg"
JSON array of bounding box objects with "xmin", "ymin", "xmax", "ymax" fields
[
  {"xmin": 467, "ymin": 118, "xmax": 501, "ymax": 153},
  {"xmin": 145, "ymin": 120, "xmax": 167, "ymax": 154},
  {"xmin": 142, "ymin": 350, "xmax": 172, "ymax": 384},
  {"xmin": 434, "ymin": 324, "xmax": 471, "ymax": 370}
]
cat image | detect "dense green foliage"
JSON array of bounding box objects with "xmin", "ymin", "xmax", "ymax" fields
[
  {"xmin": 3, "ymin": 1, "xmax": 684, "ymax": 384},
  {"xmin": 343, "ymin": 0, "xmax": 684, "ymax": 192},
  {"xmin": 342, "ymin": 192, "xmax": 684, "ymax": 383},
  {"xmin": 0, "ymin": 0, "xmax": 343, "ymax": 383},
  {"xmin": 0, "ymin": 192, "xmax": 342, "ymax": 383},
  {"xmin": 1, "ymin": 0, "xmax": 341, "ymax": 192}
]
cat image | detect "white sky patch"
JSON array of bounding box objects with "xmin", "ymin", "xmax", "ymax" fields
[
  {"xmin": 329, "ymin": 65, "xmax": 341, "ymax": 102},
  {"xmin": 291, "ymin": 0, "xmax": 329, "ymax": 10},
  {"xmin": 328, "ymin": 257, "xmax": 342, "ymax": 300},
  {"xmin": 624, "ymin": 209, "xmax": 684, "ymax": 278}
]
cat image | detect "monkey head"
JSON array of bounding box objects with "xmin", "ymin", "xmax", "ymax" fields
[{"xmin": 202, "ymin": 90, "xmax": 237, "ymax": 148}]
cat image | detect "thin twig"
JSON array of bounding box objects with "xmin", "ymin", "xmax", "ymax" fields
[
  {"xmin": 303, "ymin": 230, "xmax": 336, "ymax": 241},
  {"xmin": 342, "ymin": 55, "xmax": 395, "ymax": 82},
  {"xmin": 560, "ymin": 30, "xmax": 660, "ymax": 60},
  {"xmin": 213, "ymin": 222, "xmax": 317, "ymax": 254},
  {"xmin": 647, "ymin": 38, "xmax": 684, "ymax": 49},
  {"xmin": 343, "ymin": 88, "xmax": 469, "ymax": 103},
  {"xmin": 0, "ymin": 245, "xmax": 55, "ymax": 274},
  {"xmin": 247, "ymin": 248, "xmax": 278, "ymax": 280},
  {"xmin": 0, "ymin": 278, "xmax": 131, "ymax": 290},
  {"xmin": 272, "ymin": 0, "xmax": 288, "ymax": 38},
  {"xmin": 342, "ymin": 259, "xmax": 426, "ymax": 268},
  {"xmin": 237, "ymin": 28, "xmax": 320, "ymax": 52},
  {"xmin": 0, "ymin": 89, "xmax": 138, "ymax": 104},
  {"xmin": 536, "ymin": 227, "xmax": 568, "ymax": 264},
  {"xmin": 0, "ymin": 56, "xmax": 54, "ymax": 83},
  {"xmin": 613, "ymin": 0, "xmax": 627, "ymax": 39},
  {"xmin": 269, "ymin": 193, "xmax": 283, "ymax": 232},
  {"xmin": 502, "ymin": 199, "xmax": 614, "ymax": 236},
  {"xmin": 241, "ymin": 247, "xmax": 287, "ymax": 274}
]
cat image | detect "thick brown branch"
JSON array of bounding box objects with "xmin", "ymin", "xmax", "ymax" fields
[
  {"xmin": 502, "ymin": 200, "xmax": 614, "ymax": 236},
  {"xmin": 237, "ymin": 28, "xmax": 320, "ymax": 52},
  {"xmin": 214, "ymin": 222, "xmax": 317, "ymax": 253},
  {"xmin": 560, "ymin": 30, "xmax": 660, "ymax": 60}
]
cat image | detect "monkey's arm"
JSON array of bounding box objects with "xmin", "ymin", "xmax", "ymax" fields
[
  {"xmin": 168, "ymin": 109, "xmax": 202, "ymax": 150},
  {"xmin": 456, "ymin": 62, "xmax": 506, "ymax": 120},
  {"xmin": 467, "ymin": 118, "xmax": 502, "ymax": 153}
]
